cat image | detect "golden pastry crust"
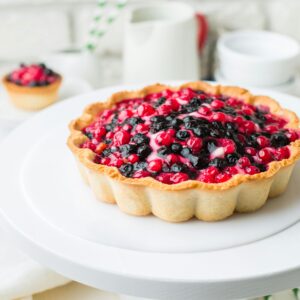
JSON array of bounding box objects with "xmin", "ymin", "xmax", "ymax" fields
[
  {"xmin": 2, "ymin": 75, "xmax": 62, "ymax": 111},
  {"xmin": 67, "ymin": 81, "xmax": 300, "ymax": 222}
]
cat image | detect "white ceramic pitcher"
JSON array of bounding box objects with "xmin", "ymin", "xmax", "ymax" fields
[{"xmin": 123, "ymin": 1, "xmax": 200, "ymax": 83}]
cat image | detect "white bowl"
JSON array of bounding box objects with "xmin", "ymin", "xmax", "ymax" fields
[
  {"xmin": 217, "ymin": 30, "xmax": 300, "ymax": 87},
  {"xmin": 214, "ymin": 68, "xmax": 297, "ymax": 95}
]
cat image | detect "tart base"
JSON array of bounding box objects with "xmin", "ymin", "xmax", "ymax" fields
[
  {"xmin": 2, "ymin": 76, "xmax": 62, "ymax": 111},
  {"xmin": 75, "ymin": 159, "xmax": 295, "ymax": 222},
  {"xmin": 68, "ymin": 81, "xmax": 300, "ymax": 222}
]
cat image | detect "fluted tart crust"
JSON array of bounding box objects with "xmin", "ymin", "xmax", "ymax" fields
[{"xmin": 67, "ymin": 81, "xmax": 300, "ymax": 222}]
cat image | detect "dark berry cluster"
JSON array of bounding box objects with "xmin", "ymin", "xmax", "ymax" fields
[{"xmin": 81, "ymin": 87, "xmax": 300, "ymax": 184}]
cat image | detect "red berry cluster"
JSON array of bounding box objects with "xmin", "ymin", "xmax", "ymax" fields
[
  {"xmin": 8, "ymin": 63, "xmax": 58, "ymax": 87},
  {"xmin": 80, "ymin": 87, "xmax": 300, "ymax": 184}
]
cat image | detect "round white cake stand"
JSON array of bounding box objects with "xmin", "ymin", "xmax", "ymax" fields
[{"xmin": 1, "ymin": 83, "xmax": 300, "ymax": 300}]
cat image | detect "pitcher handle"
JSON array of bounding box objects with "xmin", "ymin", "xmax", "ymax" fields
[{"xmin": 196, "ymin": 13, "xmax": 209, "ymax": 53}]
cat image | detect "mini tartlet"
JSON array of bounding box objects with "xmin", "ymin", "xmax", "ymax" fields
[
  {"xmin": 2, "ymin": 63, "xmax": 62, "ymax": 111},
  {"xmin": 68, "ymin": 82, "xmax": 300, "ymax": 222}
]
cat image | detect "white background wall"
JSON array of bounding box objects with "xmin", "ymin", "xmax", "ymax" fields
[{"xmin": 0, "ymin": 0, "xmax": 300, "ymax": 61}]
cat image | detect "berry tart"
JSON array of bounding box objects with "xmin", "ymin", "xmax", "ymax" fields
[
  {"xmin": 2, "ymin": 63, "xmax": 62, "ymax": 111},
  {"xmin": 68, "ymin": 82, "xmax": 300, "ymax": 222}
]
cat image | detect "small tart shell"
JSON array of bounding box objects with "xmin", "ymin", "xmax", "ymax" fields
[
  {"xmin": 2, "ymin": 75, "xmax": 62, "ymax": 111},
  {"xmin": 68, "ymin": 81, "xmax": 300, "ymax": 222}
]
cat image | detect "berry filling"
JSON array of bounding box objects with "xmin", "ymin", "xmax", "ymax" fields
[
  {"xmin": 7, "ymin": 63, "xmax": 58, "ymax": 87},
  {"xmin": 81, "ymin": 88, "xmax": 300, "ymax": 184}
]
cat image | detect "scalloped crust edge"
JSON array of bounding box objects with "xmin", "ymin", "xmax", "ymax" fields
[{"xmin": 68, "ymin": 81, "xmax": 300, "ymax": 222}]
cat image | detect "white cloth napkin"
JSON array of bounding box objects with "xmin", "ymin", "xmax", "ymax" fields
[
  {"xmin": 0, "ymin": 227, "xmax": 69, "ymax": 300},
  {"xmin": 0, "ymin": 105, "xmax": 69, "ymax": 300},
  {"xmin": 0, "ymin": 77, "xmax": 93, "ymax": 300}
]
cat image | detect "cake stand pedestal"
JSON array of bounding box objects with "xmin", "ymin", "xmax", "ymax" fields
[{"xmin": 0, "ymin": 84, "xmax": 300, "ymax": 300}]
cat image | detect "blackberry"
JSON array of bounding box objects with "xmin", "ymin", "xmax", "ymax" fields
[
  {"xmin": 133, "ymin": 161, "xmax": 148, "ymax": 171},
  {"xmin": 84, "ymin": 132, "xmax": 93, "ymax": 139},
  {"xmin": 150, "ymin": 122, "xmax": 168, "ymax": 133},
  {"xmin": 193, "ymin": 126, "xmax": 209, "ymax": 138},
  {"xmin": 153, "ymin": 97, "xmax": 166, "ymax": 108},
  {"xmin": 209, "ymin": 158, "xmax": 227, "ymax": 169},
  {"xmin": 206, "ymin": 140, "xmax": 218, "ymax": 153},
  {"xmin": 170, "ymin": 143, "xmax": 182, "ymax": 153},
  {"xmin": 270, "ymin": 132, "xmax": 289, "ymax": 147},
  {"xmin": 262, "ymin": 132, "xmax": 271, "ymax": 138},
  {"xmin": 189, "ymin": 155, "xmax": 201, "ymax": 169},
  {"xmin": 150, "ymin": 116, "xmax": 166, "ymax": 123},
  {"xmin": 110, "ymin": 146, "xmax": 118, "ymax": 153},
  {"xmin": 137, "ymin": 144, "xmax": 152, "ymax": 158},
  {"xmin": 178, "ymin": 106, "xmax": 188, "ymax": 114},
  {"xmin": 44, "ymin": 68, "xmax": 54, "ymax": 76},
  {"xmin": 255, "ymin": 112, "xmax": 267, "ymax": 124},
  {"xmin": 127, "ymin": 117, "xmax": 143, "ymax": 126},
  {"xmin": 119, "ymin": 144, "xmax": 137, "ymax": 157},
  {"xmin": 225, "ymin": 131, "xmax": 234, "ymax": 139},
  {"xmin": 226, "ymin": 153, "xmax": 240, "ymax": 165},
  {"xmin": 187, "ymin": 169, "xmax": 197, "ymax": 179},
  {"xmin": 246, "ymin": 154, "xmax": 255, "ymax": 163},
  {"xmin": 181, "ymin": 147, "xmax": 192, "ymax": 157},
  {"xmin": 212, "ymin": 121, "xmax": 224, "ymax": 130},
  {"xmin": 184, "ymin": 120, "xmax": 199, "ymax": 130},
  {"xmin": 203, "ymin": 97, "xmax": 213, "ymax": 104},
  {"xmin": 157, "ymin": 146, "xmax": 170, "ymax": 157},
  {"xmin": 236, "ymin": 144, "xmax": 245, "ymax": 155},
  {"xmin": 103, "ymin": 138, "xmax": 112, "ymax": 144},
  {"xmin": 29, "ymin": 81, "xmax": 38, "ymax": 87},
  {"xmin": 176, "ymin": 130, "xmax": 190, "ymax": 140},
  {"xmin": 246, "ymin": 136, "xmax": 258, "ymax": 148},
  {"xmin": 198, "ymin": 118, "xmax": 210, "ymax": 126},
  {"xmin": 171, "ymin": 163, "xmax": 186, "ymax": 173},
  {"xmin": 162, "ymin": 164, "xmax": 170, "ymax": 172},
  {"xmin": 225, "ymin": 122, "xmax": 236, "ymax": 131},
  {"xmin": 220, "ymin": 107, "xmax": 236, "ymax": 116},
  {"xmin": 210, "ymin": 129, "xmax": 223, "ymax": 138},
  {"xmin": 183, "ymin": 116, "xmax": 196, "ymax": 123},
  {"xmin": 190, "ymin": 97, "xmax": 201, "ymax": 107},
  {"xmin": 131, "ymin": 133, "xmax": 150, "ymax": 145},
  {"xmin": 102, "ymin": 148, "xmax": 111, "ymax": 157},
  {"xmin": 105, "ymin": 124, "xmax": 114, "ymax": 132},
  {"xmin": 170, "ymin": 118, "xmax": 183, "ymax": 129},
  {"xmin": 184, "ymin": 98, "xmax": 201, "ymax": 112},
  {"xmin": 165, "ymin": 115, "xmax": 174, "ymax": 122},
  {"xmin": 189, "ymin": 155, "xmax": 208, "ymax": 169},
  {"xmin": 119, "ymin": 163, "xmax": 134, "ymax": 177},
  {"xmin": 254, "ymin": 163, "xmax": 267, "ymax": 172}
]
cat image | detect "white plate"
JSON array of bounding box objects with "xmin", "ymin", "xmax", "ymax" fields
[
  {"xmin": 20, "ymin": 127, "xmax": 300, "ymax": 253},
  {"xmin": 0, "ymin": 77, "xmax": 92, "ymax": 125},
  {"xmin": 1, "ymin": 83, "xmax": 300, "ymax": 300}
]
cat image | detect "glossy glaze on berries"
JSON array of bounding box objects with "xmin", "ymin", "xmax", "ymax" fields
[
  {"xmin": 7, "ymin": 63, "xmax": 58, "ymax": 87},
  {"xmin": 81, "ymin": 88, "xmax": 300, "ymax": 184}
]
